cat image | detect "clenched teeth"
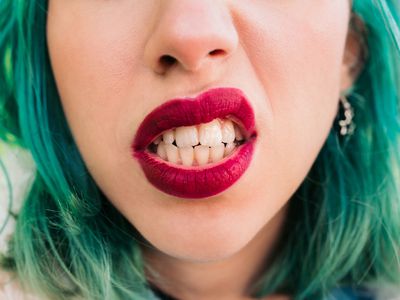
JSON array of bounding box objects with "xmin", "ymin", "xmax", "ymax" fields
[{"xmin": 148, "ymin": 118, "xmax": 246, "ymax": 166}]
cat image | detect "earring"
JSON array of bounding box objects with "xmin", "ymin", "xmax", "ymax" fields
[{"xmin": 338, "ymin": 94, "xmax": 355, "ymax": 136}]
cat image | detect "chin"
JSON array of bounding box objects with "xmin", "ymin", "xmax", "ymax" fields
[{"xmin": 143, "ymin": 217, "xmax": 259, "ymax": 263}]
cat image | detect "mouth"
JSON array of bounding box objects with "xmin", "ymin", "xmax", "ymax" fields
[{"xmin": 132, "ymin": 87, "xmax": 257, "ymax": 199}]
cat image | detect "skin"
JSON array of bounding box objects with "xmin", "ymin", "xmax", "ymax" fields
[{"xmin": 46, "ymin": 1, "xmax": 361, "ymax": 299}]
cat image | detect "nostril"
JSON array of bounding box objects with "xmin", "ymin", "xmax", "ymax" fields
[
  {"xmin": 159, "ymin": 55, "xmax": 177, "ymax": 68},
  {"xmin": 157, "ymin": 50, "xmax": 225, "ymax": 74},
  {"xmin": 209, "ymin": 49, "xmax": 225, "ymax": 56}
]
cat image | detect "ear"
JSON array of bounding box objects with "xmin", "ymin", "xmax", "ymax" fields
[{"xmin": 341, "ymin": 13, "xmax": 368, "ymax": 92}]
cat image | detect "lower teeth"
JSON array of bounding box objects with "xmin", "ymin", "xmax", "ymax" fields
[{"xmin": 148, "ymin": 140, "xmax": 244, "ymax": 166}]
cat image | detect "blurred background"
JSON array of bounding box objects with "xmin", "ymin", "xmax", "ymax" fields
[{"xmin": 0, "ymin": 141, "xmax": 36, "ymax": 255}]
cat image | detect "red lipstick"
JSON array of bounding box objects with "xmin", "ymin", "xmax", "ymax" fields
[{"xmin": 132, "ymin": 87, "xmax": 257, "ymax": 199}]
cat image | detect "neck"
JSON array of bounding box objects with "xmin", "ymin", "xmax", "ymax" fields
[{"xmin": 142, "ymin": 203, "xmax": 290, "ymax": 300}]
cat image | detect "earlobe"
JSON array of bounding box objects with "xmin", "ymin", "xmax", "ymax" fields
[{"xmin": 340, "ymin": 13, "xmax": 368, "ymax": 92}]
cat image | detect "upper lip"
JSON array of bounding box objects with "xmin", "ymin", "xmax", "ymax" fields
[{"xmin": 132, "ymin": 87, "xmax": 257, "ymax": 152}]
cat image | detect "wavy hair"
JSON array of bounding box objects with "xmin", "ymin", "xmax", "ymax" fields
[{"xmin": 0, "ymin": 0, "xmax": 399, "ymax": 299}]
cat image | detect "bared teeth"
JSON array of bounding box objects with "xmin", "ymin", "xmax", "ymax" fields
[
  {"xmin": 179, "ymin": 146, "xmax": 194, "ymax": 166},
  {"xmin": 153, "ymin": 135, "xmax": 162, "ymax": 145},
  {"xmin": 150, "ymin": 118, "xmax": 247, "ymax": 166},
  {"xmin": 221, "ymin": 119, "xmax": 235, "ymax": 143},
  {"xmin": 157, "ymin": 142, "xmax": 168, "ymax": 160},
  {"xmin": 210, "ymin": 144, "xmax": 225, "ymax": 162},
  {"xmin": 198, "ymin": 119, "xmax": 222, "ymax": 146},
  {"xmin": 165, "ymin": 143, "xmax": 179, "ymax": 164},
  {"xmin": 155, "ymin": 142, "xmax": 239, "ymax": 166},
  {"xmin": 234, "ymin": 125, "xmax": 244, "ymax": 141},
  {"xmin": 163, "ymin": 129, "xmax": 175, "ymax": 144},
  {"xmin": 194, "ymin": 145, "xmax": 210, "ymax": 166},
  {"xmin": 224, "ymin": 143, "xmax": 235, "ymax": 157},
  {"xmin": 175, "ymin": 125, "xmax": 199, "ymax": 147}
]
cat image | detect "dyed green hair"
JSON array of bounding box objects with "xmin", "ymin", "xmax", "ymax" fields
[{"xmin": 0, "ymin": 0, "xmax": 399, "ymax": 299}]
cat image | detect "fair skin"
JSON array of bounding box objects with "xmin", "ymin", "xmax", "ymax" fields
[{"xmin": 46, "ymin": 1, "xmax": 360, "ymax": 299}]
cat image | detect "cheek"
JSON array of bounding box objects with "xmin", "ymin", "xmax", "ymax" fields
[
  {"xmin": 238, "ymin": 2, "xmax": 349, "ymax": 183},
  {"xmin": 46, "ymin": 3, "xmax": 153, "ymax": 174}
]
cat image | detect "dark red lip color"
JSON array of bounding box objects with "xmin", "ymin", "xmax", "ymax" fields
[{"xmin": 132, "ymin": 87, "xmax": 257, "ymax": 199}]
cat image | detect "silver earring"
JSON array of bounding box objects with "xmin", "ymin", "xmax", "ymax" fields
[{"xmin": 338, "ymin": 94, "xmax": 355, "ymax": 136}]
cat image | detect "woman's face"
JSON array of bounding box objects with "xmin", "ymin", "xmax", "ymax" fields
[{"xmin": 47, "ymin": 1, "xmax": 351, "ymax": 261}]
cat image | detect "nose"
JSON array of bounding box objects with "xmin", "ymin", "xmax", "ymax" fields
[{"xmin": 143, "ymin": 1, "xmax": 239, "ymax": 75}]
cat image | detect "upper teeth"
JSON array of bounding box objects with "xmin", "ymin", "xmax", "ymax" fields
[
  {"xmin": 154, "ymin": 118, "xmax": 244, "ymax": 148},
  {"xmin": 198, "ymin": 119, "xmax": 222, "ymax": 146},
  {"xmin": 221, "ymin": 119, "xmax": 235, "ymax": 143},
  {"xmin": 175, "ymin": 125, "xmax": 199, "ymax": 147},
  {"xmin": 149, "ymin": 118, "xmax": 245, "ymax": 166}
]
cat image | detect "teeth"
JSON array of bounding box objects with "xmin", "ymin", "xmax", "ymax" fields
[
  {"xmin": 221, "ymin": 120, "xmax": 235, "ymax": 143},
  {"xmin": 194, "ymin": 145, "xmax": 210, "ymax": 166},
  {"xmin": 153, "ymin": 135, "xmax": 162, "ymax": 145},
  {"xmin": 210, "ymin": 144, "xmax": 225, "ymax": 162},
  {"xmin": 179, "ymin": 146, "xmax": 194, "ymax": 166},
  {"xmin": 199, "ymin": 119, "xmax": 222, "ymax": 146},
  {"xmin": 175, "ymin": 125, "xmax": 199, "ymax": 147},
  {"xmin": 164, "ymin": 143, "xmax": 180, "ymax": 164},
  {"xmin": 234, "ymin": 125, "xmax": 244, "ymax": 141},
  {"xmin": 157, "ymin": 142, "xmax": 168, "ymax": 160},
  {"xmin": 224, "ymin": 143, "xmax": 235, "ymax": 157},
  {"xmin": 163, "ymin": 129, "xmax": 175, "ymax": 144},
  {"xmin": 151, "ymin": 118, "xmax": 246, "ymax": 165},
  {"xmin": 155, "ymin": 142, "xmax": 238, "ymax": 166}
]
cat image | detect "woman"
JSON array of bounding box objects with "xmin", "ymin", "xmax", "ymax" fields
[{"xmin": 0, "ymin": 0, "xmax": 399, "ymax": 299}]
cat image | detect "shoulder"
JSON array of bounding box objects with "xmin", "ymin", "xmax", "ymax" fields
[
  {"xmin": 327, "ymin": 284, "xmax": 400, "ymax": 300},
  {"xmin": 368, "ymin": 283, "xmax": 400, "ymax": 300},
  {"xmin": 0, "ymin": 270, "xmax": 41, "ymax": 300}
]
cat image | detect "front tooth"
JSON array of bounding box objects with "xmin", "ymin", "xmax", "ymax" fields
[
  {"xmin": 175, "ymin": 126, "xmax": 199, "ymax": 147},
  {"xmin": 179, "ymin": 146, "xmax": 194, "ymax": 166},
  {"xmin": 199, "ymin": 119, "xmax": 222, "ymax": 146},
  {"xmin": 157, "ymin": 142, "xmax": 168, "ymax": 160},
  {"xmin": 221, "ymin": 120, "xmax": 235, "ymax": 143},
  {"xmin": 163, "ymin": 129, "xmax": 175, "ymax": 144},
  {"xmin": 194, "ymin": 145, "xmax": 210, "ymax": 166},
  {"xmin": 165, "ymin": 143, "xmax": 180, "ymax": 164},
  {"xmin": 234, "ymin": 125, "xmax": 244, "ymax": 141},
  {"xmin": 224, "ymin": 143, "xmax": 235, "ymax": 157},
  {"xmin": 210, "ymin": 144, "xmax": 225, "ymax": 162}
]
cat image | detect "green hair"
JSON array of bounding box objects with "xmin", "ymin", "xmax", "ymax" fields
[{"xmin": 0, "ymin": 0, "xmax": 399, "ymax": 299}]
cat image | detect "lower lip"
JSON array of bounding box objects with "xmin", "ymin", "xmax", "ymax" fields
[{"xmin": 134, "ymin": 138, "xmax": 256, "ymax": 199}]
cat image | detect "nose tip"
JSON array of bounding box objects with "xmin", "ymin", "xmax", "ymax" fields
[{"xmin": 143, "ymin": 2, "xmax": 238, "ymax": 75}]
